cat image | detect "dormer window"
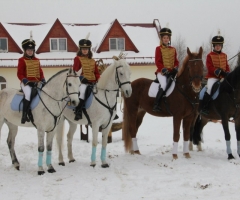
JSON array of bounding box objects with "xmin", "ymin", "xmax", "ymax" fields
[
  {"xmin": 50, "ymin": 38, "xmax": 67, "ymax": 51},
  {"xmin": 0, "ymin": 38, "xmax": 8, "ymax": 53},
  {"xmin": 109, "ymin": 38, "xmax": 125, "ymax": 51}
]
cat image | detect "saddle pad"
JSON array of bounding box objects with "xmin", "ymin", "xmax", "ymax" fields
[
  {"xmin": 11, "ymin": 92, "xmax": 41, "ymax": 111},
  {"xmin": 199, "ymin": 86, "xmax": 219, "ymax": 100},
  {"xmin": 148, "ymin": 81, "xmax": 175, "ymax": 98},
  {"xmin": 67, "ymin": 92, "xmax": 93, "ymax": 110}
]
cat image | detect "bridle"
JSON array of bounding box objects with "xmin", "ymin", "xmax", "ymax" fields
[
  {"xmin": 188, "ymin": 58, "xmax": 203, "ymax": 83},
  {"xmin": 115, "ymin": 65, "xmax": 131, "ymax": 88},
  {"xmin": 32, "ymin": 74, "xmax": 80, "ymax": 132}
]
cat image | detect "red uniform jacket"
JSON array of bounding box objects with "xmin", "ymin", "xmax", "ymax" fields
[
  {"xmin": 17, "ymin": 56, "xmax": 45, "ymax": 85},
  {"xmin": 206, "ymin": 51, "xmax": 230, "ymax": 79},
  {"xmin": 155, "ymin": 45, "xmax": 179, "ymax": 75},
  {"xmin": 73, "ymin": 56, "xmax": 100, "ymax": 83}
]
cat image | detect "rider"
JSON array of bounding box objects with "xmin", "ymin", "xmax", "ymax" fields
[
  {"xmin": 17, "ymin": 34, "xmax": 46, "ymax": 124},
  {"xmin": 201, "ymin": 31, "xmax": 230, "ymax": 115},
  {"xmin": 73, "ymin": 37, "xmax": 100, "ymax": 121},
  {"xmin": 153, "ymin": 27, "xmax": 179, "ymax": 112}
]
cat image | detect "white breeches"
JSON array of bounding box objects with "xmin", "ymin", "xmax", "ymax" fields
[
  {"xmin": 20, "ymin": 83, "xmax": 32, "ymax": 101},
  {"xmin": 79, "ymin": 83, "xmax": 87, "ymax": 100},
  {"xmin": 157, "ymin": 73, "xmax": 167, "ymax": 90},
  {"xmin": 206, "ymin": 78, "xmax": 218, "ymax": 94}
]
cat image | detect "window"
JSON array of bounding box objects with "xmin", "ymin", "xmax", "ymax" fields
[
  {"xmin": 109, "ymin": 38, "xmax": 125, "ymax": 51},
  {"xmin": 0, "ymin": 38, "xmax": 8, "ymax": 53},
  {"xmin": 50, "ymin": 38, "xmax": 67, "ymax": 51},
  {"xmin": 0, "ymin": 76, "xmax": 6, "ymax": 90}
]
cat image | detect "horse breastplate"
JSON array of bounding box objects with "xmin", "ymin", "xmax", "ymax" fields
[
  {"xmin": 24, "ymin": 60, "xmax": 40, "ymax": 79},
  {"xmin": 161, "ymin": 47, "xmax": 175, "ymax": 69},
  {"xmin": 79, "ymin": 57, "xmax": 96, "ymax": 81},
  {"xmin": 210, "ymin": 54, "xmax": 227, "ymax": 70}
]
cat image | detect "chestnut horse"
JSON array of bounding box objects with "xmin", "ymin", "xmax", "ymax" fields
[
  {"xmin": 123, "ymin": 47, "xmax": 203, "ymax": 159},
  {"xmin": 191, "ymin": 65, "xmax": 240, "ymax": 159}
]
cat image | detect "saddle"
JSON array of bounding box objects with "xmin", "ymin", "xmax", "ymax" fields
[
  {"xmin": 148, "ymin": 76, "xmax": 175, "ymax": 98},
  {"xmin": 199, "ymin": 81, "xmax": 220, "ymax": 101}
]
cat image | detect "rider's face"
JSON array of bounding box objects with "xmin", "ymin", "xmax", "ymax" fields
[
  {"xmin": 26, "ymin": 49, "xmax": 34, "ymax": 56},
  {"xmin": 214, "ymin": 44, "xmax": 222, "ymax": 51},
  {"xmin": 161, "ymin": 35, "xmax": 170, "ymax": 46},
  {"xmin": 81, "ymin": 48, "xmax": 89, "ymax": 55}
]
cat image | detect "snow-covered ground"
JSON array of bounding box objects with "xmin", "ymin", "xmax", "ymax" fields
[{"xmin": 0, "ymin": 105, "xmax": 239, "ymax": 200}]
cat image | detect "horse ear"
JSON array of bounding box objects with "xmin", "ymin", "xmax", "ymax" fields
[
  {"xmin": 187, "ymin": 47, "xmax": 191, "ymax": 56},
  {"xmin": 75, "ymin": 68, "xmax": 82, "ymax": 76},
  {"xmin": 199, "ymin": 46, "xmax": 203, "ymax": 57}
]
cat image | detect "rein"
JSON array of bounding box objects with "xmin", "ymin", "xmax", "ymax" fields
[
  {"xmin": 94, "ymin": 65, "xmax": 131, "ymax": 130},
  {"xmin": 31, "ymin": 74, "xmax": 79, "ymax": 132}
]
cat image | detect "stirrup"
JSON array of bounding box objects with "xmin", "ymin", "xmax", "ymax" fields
[{"xmin": 74, "ymin": 113, "xmax": 82, "ymax": 121}]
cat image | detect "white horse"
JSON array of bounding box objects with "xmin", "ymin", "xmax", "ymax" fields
[
  {"xmin": 0, "ymin": 68, "xmax": 80, "ymax": 175},
  {"xmin": 56, "ymin": 57, "xmax": 132, "ymax": 168}
]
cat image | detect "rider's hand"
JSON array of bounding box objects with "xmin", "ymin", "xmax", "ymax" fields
[{"xmin": 161, "ymin": 68, "xmax": 169, "ymax": 76}]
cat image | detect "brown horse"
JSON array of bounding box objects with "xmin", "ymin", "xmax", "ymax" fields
[{"xmin": 123, "ymin": 47, "xmax": 203, "ymax": 159}]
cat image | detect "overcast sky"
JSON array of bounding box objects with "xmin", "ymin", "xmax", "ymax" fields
[{"xmin": 1, "ymin": 0, "xmax": 240, "ymax": 60}]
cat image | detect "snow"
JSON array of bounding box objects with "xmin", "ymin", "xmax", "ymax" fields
[{"xmin": 0, "ymin": 104, "xmax": 239, "ymax": 200}]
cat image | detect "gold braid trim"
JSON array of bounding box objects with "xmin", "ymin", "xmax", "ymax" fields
[
  {"xmin": 210, "ymin": 54, "xmax": 227, "ymax": 70},
  {"xmin": 25, "ymin": 60, "xmax": 40, "ymax": 80},
  {"xmin": 160, "ymin": 47, "xmax": 175, "ymax": 69},
  {"xmin": 79, "ymin": 57, "xmax": 96, "ymax": 81}
]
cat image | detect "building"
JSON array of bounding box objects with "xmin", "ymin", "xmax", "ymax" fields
[{"xmin": 0, "ymin": 18, "xmax": 161, "ymax": 90}]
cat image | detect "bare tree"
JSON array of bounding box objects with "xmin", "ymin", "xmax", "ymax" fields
[{"xmin": 172, "ymin": 35, "xmax": 186, "ymax": 67}]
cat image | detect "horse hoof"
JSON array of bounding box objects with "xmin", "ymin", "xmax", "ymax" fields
[
  {"xmin": 38, "ymin": 171, "xmax": 45, "ymax": 175},
  {"xmin": 184, "ymin": 153, "xmax": 191, "ymax": 158},
  {"xmin": 101, "ymin": 164, "xmax": 109, "ymax": 168},
  {"xmin": 90, "ymin": 164, "xmax": 96, "ymax": 168},
  {"xmin": 172, "ymin": 154, "xmax": 178, "ymax": 160},
  {"xmin": 59, "ymin": 162, "xmax": 65, "ymax": 166},
  {"xmin": 15, "ymin": 166, "xmax": 20, "ymax": 171},
  {"xmin": 69, "ymin": 159, "xmax": 75, "ymax": 163},
  {"xmin": 130, "ymin": 150, "xmax": 141, "ymax": 155},
  {"xmin": 48, "ymin": 168, "xmax": 56, "ymax": 173},
  {"xmin": 228, "ymin": 154, "xmax": 235, "ymax": 160}
]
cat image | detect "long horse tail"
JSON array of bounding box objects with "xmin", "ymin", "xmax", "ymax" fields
[
  {"xmin": 122, "ymin": 97, "xmax": 132, "ymax": 152},
  {"xmin": 192, "ymin": 114, "xmax": 203, "ymax": 145}
]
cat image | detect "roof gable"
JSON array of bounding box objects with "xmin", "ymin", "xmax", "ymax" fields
[
  {"xmin": 0, "ymin": 23, "xmax": 23, "ymax": 53},
  {"xmin": 36, "ymin": 18, "xmax": 78, "ymax": 54},
  {"xmin": 97, "ymin": 19, "xmax": 139, "ymax": 53}
]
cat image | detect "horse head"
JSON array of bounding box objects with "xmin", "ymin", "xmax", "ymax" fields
[
  {"xmin": 179, "ymin": 47, "xmax": 203, "ymax": 93},
  {"xmin": 221, "ymin": 65, "xmax": 240, "ymax": 92},
  {"xmin": 112, "ymin": 55, "xmax": 132, "ymax": 98}
]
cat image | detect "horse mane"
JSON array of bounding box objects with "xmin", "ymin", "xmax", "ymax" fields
[
  {"xmin": 221, "ymin": 65, "xmax": 240, "ymax": 92},
  {"xmin": 97, "ymin": 61, "xmax": 115, "ymax": 88},
  {"xmin": 177, "ymin": 52, "xmax": 199, "ymax": 77},
  {"xmin": 47, "ymin": 68, "xmax": 69, "ymax": 83}
]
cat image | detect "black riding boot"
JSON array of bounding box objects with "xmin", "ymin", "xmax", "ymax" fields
[
  {"xmin": 21, "ymin": 99, "xmax": 31, "ymax": 124},
  {"xmin": 74, "ymin": 99, "xmax": 85, "ymax": 121},
  {"xmin": 200, "ymin": 92, "xmax": 212, "ymax": 115},
  {"xmin": 153, "ymin": 88, "xmax": 164, "ymax": 112}
]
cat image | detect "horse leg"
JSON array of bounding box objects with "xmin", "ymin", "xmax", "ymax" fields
[
  {"xmin": 37, "ymin": 130, "xmax": 45, "ymax": 175},
  {"xmin": 221, "ymin": 118, "xmax": 234, "ymax": 159},
  {"xmin": 55, "ymin": 117, "xmax": 66, "ymax": 166},
  {"xmin": 234, "ymin": 117, "xmax": 240, "ymax": 157},
  {"xmin": 172, "ymin": 116, "xmax": 182, "ymax": 159},
  {"xmin": 90, "ymin": 125, "xmax": 99, "ymax": 167},
  {"xmin": 46, "ymin": 131, "xmax": 56, "ymax": 173},
  {"xmin": 67, "ymin": 120, "xmax": 77, "ymax": 163},
  {"xmin": 182, "ymin": 115, "xmax": 195, "ymax": 158},
  {"xmin": 100, "ymin": 125, "xmax": 112, "ymax": 168},
  {"xmin": 6, "ymin": 122, "xmax": 20, "ymax": 170},
  {"xmin": 130, "ymin": 109, "xmax": 146, "ymax": 155}
]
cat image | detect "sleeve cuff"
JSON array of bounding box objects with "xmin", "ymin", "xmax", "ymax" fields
[{"xmin": 22, "ymin": 78, "xmax": 28, "ymax": 85}]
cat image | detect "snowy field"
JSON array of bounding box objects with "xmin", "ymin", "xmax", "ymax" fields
[{"xmin": 0, "ymin": 106, "xmax": 239, "ymax": 200}]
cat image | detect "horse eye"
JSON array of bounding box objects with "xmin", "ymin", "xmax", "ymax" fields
[
  {"xmin": 68, "ymin": 83, "xmax": 72, "ymax": 86},
  {"xmin": 120, "ymin": 73, "xmax": 123, "ymax": 76}
]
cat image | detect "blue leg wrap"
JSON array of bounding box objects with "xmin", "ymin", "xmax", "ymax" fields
[
  {"xmin": 46, "ymin": 151, "xmax": 52, "ymax": 166},
  {"xmin": 38, "ymin": 152, "xmax": 44, "ymax": 167},
  {"xmin": 226, "ymin": 141, "xmax": 232, "ymax": 154},
  {"xmin": 237, "ymin": 141, "xmax": 240, "ymax": 155},
  {"xmin": 91, "ymin": 146, "xmax": 97, "ymax": 162},
  {"xmin": 101, "ymin": 147, "xmax": 107, "ymax": 162}
]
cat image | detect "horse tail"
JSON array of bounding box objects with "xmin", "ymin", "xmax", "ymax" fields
[
  {"xmin": 192, "ymin": 115, "xmax": 203, "ymax": 145},
  {"xmin": 122, "ymin": 97, "xmax": 132, "ymax": 152}
]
